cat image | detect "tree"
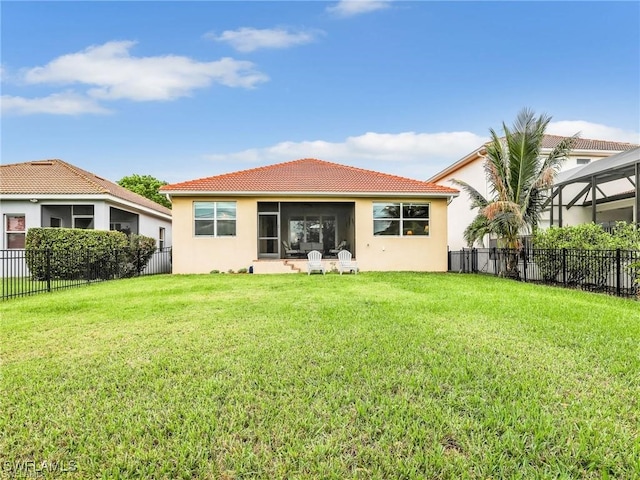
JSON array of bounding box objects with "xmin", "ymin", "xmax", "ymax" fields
[
  {"xmin": 451, "ymin": 108, "xmax": 579, "ymax": 277},
  {"xmin": 117, "ymin": 174, "xmax": 171, "ymax": 209}
]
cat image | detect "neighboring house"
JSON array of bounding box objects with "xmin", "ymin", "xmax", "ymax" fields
[
  {"xmin": 160, "ymin": 158, "xmax": 458, "ymax": 274},
  {"xmin": 1, "ymin": 159, "xmax": 172, "ymax": 250},
  {"xmin": 427, "ymin": 135, "xmax": 639, "ymax": 250}
]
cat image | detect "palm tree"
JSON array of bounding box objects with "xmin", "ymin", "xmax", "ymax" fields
[{"xmin": 452, "ymin": 108, "xmax": 578, "ymax": 277}]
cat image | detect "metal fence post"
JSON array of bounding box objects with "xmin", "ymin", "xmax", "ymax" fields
[
  {"xmin": 562, "ymin": 248, "xmax": 567, "ymax": 287},
  {"xmin": 616, "ymin": 248, "xmax": 621, "ymax": 297},
  {"xmin": 46, "ymin": 248, "xmax": 51, "ymax": 292},
  {"xmin": 86, "ymin": 248, "xmax": 91, "ymax": 283},
  {"xmin": 522, "ymin": 247, "xmax": 528, "ymax": 282},
  {"xmin": 493, "ymin": 247, "xmax": 498, "ymax": 275}
]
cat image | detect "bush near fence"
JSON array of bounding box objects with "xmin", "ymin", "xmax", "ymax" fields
[
  {"xmin": 449, "ymin": 247, "xmax": 639, "ymax": 299},
  {"xmin": 25, "ymin": 228, "xmax": 156, "ymax": 280}
]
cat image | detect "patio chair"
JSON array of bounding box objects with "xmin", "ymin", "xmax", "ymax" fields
[
  {"xmin": 338, "ymin": 250, "xmax": 358, "ymax": 275},
  {"xmin": 282, "ymin": 241, "xmax": 300, "ymax": 258},
  {"xmin": 328, "ymin": 240, "xmax": 347, "ymax": 257},
  {"xmin": 307, "ymin": 250, "xmax": 325, "ymax": 275}
]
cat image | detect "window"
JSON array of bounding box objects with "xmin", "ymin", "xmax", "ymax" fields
[
  {"xmin": 577, "ymin": 158, "xmax": 591, "ymax": 165},
  {"xmin": 5, "ymin": 214, "xmax": 26, "ymax": 249},
  {"xmin": 159, "ymin": 227, "xmax": 165, "ymax": 249},
  {"xmin": 373, "ymin": 202, "xmax": 430, "ymax": 236},
  {"xmin": 288, "ymin": 215, "xmax": 336, "ymax": 249},
  {"xmin": 72, "ymin": 205, "xmax": 94, "ymax": 229},
  {"xmin": 194, "ymin": 202, "xmax": 236, "ymax": 237}
]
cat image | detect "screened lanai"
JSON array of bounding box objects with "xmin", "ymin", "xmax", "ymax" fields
[{"xmin": 547, "ymin": 147, "xmax": 640, "ymax": 227}]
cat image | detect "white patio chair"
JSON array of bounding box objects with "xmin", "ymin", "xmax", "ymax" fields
[
  {"xmin": 307, "ymin": 250, "xmax": 325, "ymax": 275},
  {"xmin": 338, "ymin": 250, "xmax": 358, "ymax": 275}
]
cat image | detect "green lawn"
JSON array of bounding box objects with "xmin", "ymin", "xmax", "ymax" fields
[{"xmin": 1, "ymin": 273, "xmax": 639, "ymax": 479}]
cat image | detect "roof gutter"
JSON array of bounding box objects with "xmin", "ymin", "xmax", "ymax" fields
[{"xmin": 159, "ymin": 190, "xmax": 459, "ymax": 199}]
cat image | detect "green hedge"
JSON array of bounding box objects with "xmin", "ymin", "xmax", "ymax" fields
[
  {"xmin": 25, "ymin": 228, "xmax": 156, "ymax": 280},
  {"xmin": 533, "ymin": 222, "xmax": 640, "ymax": 284}
]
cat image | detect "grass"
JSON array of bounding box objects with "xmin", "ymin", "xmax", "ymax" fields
[{"xmin": 1, "ymin": 273, "xmax": 639, "ymax": 479}]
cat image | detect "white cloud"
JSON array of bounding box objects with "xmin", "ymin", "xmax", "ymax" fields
[
  {"xmin": 205, "ymin": 27, "xmax": 323, "ymax": 53},
  {"xmin": 205, "ymin": 130, "xmax": 487, "ymax": 180},
  {"xmin": 548, "ymin": 120, "xmax": 640, "ymax": 144},
  {"xmin": 22, "ymin": 41, "xmax": 269, "ymax": 102},
  {"xmin": 1, "ymin": 91, "xmax": 111, "ymax": 115},
  {"xmin": 327, "ymin": 0, "xmax": 392, "ymax": 18}
]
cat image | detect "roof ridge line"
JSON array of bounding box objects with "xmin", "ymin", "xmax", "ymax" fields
[{"xmin": 56, "ymin": 160, "xmax": 110, "ymax": 194}]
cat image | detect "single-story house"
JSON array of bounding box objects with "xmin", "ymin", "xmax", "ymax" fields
[
  {"xmin": 160, "ymin": 158, "xmax": 459, "ymax": 273},
  {"xmin": 427, "ymin": 135, "xmax": 639, "ymax": 249},
  {"xmin": 1, "ymin": 159, "xmax": 172, "ymax": 250}
]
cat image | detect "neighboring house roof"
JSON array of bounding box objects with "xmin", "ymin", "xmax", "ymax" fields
[
  {"xmin": 161, "ymin": 158, "xmax": 459, "ymax": 197},
  {"xmin": 0, "ymin": 159, "xmax": 171, "ymax": 216},
  {"xmin": 427, "ymin": 135, "xmax": 639, "ymax": 183},
  {"xmin": 540, "ymin": 135, "xmax": 637, "ymax": 151}
]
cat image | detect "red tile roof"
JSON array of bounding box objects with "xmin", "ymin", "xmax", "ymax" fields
[
  {"xmin": 0, "ymin": 159, "xmax": 171, "ymax": 216},
  {"xmin": 161, "ymin": 158, "xmax": 459, "ymax": 196}
]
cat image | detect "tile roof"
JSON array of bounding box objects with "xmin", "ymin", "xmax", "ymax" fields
[
  {"xmin": 0, "ymin": 159, "xmax": 171, "ymax": 216},
  {"xmin": 540, "ymin": 135, "xmax": 638, "ymax": 151},
  {"xmin": 160, "ymin": 158, "xmax": 459, "ymax": 196}
]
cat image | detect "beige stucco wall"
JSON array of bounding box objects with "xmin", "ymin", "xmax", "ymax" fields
[{"xmin": 170, "ymin": 195, "xmax": 451, "ymax": 273}]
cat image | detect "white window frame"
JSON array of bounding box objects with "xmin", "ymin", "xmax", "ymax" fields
[
  {"xmin": 373, "ymin": 202, "xmax": 430, "ymax": 237},
  {"xmin": 5, "ymin": 214, "xmax": 26, "ymax": 249},
  {"xmin": 72, "ymin": 205, "xmax": 94, "ymax": 229},
  {"xmin": 194, "ymin": 201, "xmax": 237, "ymax": 237},
  {"xmin": 159, "ymin": 227, "xmax": 166, "ymax": 250}
]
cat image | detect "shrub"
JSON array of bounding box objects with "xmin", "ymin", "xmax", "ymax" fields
[
  {"xmin": 533, "ymin": 222, "xmax": 640, "ymax": 286},
  {"xmin": 119, "ymin": 234, "xmax": 157, "ymax": 277},
  {"xmin": 25, "ymin": 228, "xmax": 156, "ymax": 280}
]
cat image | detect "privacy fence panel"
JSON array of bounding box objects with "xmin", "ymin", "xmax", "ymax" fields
[
  {"xmin": 449, "ymin": 248, "xmax": 639, "ymax": 299},
  {"xmin": 1, "ymin": 247, "xmax": 172, "ymax": 300}
]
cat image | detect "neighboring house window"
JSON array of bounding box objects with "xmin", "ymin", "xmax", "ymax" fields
[
  {"xmin": 159, "ymin": 227, "xmax": 165, "ymax": 250},
  {"xmin": 50, "ymin": 217, "xmax": 62, "ymax": 228},
  {"xmin": 72, "ymin": 205, "xmax": 94, "ymax": 229},
  {"xmin": 577, "ymin": 158, "xmax": 591, "ymax": 165},
  {"xmin": 373, "ymin": 203, "xmax": 430, "ymax": 236},
  {"xmin": 194, "ymin": 202, "xmax": 236, "ymax": 237},
  {"xmin": 5, "ymin": 214, "xmax": 26, "ymax": 249}
]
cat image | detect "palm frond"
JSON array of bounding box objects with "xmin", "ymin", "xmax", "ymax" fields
[
  {"xmin": 537, "ymin": 133, "xmax": 580, "ymax": 185},
  {"xmin": 462, "ymin": 214, "xmax": 493, "ymax": 247},
  {"xmin": 450, "ymin": 178, "xmax": 489, "ymax": 210}
]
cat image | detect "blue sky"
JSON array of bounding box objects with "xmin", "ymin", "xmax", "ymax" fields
[{"xmin": 2, "ymin": 1, "xmax": 639, "ymax": 184}]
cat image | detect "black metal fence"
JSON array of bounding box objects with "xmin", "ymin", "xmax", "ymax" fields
[
  {"xmin": 449, "ymin": 248, "xmax": 639, "ymax": 299},
  {"xmin": 1, "ymin": 247, "xmax": 172, "ymax": 300}
]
